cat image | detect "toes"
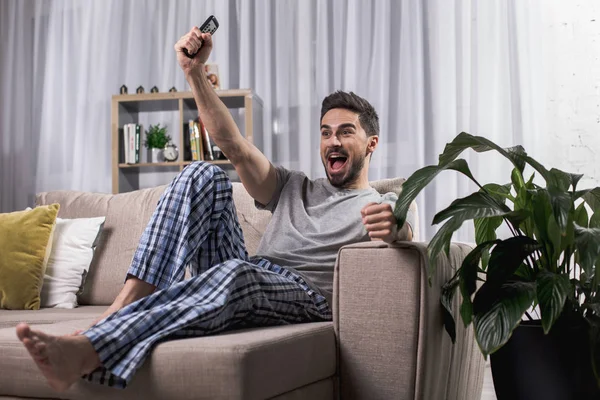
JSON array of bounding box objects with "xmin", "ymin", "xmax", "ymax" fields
[
  {"xmin": 33, "ymin": 330, "xmax": 50, "ymax": 342},
  {"xmin": 16, "ymin": 323, "xmax": 31, "ymax": 341},
  {"xmin": 22, "ymin": 334, "xmax": 48, "ymax": 361},
  {"xmin": 34, "ymin": 340, "xmax": 48, "ymax": 357},
  {"xmin": 22, "ymin": 337, "xmax": 36, "ymax": 352}
]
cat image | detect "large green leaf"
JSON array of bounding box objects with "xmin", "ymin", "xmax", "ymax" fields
[
  {"xmin": 591, "ymin": 213, "xmax": 600, "ymax": 229},
  {"xmin": 514, "ymin": 176, "xmax": 536, "ymax": 236},
  {"xmin": 579, "ymin": 187, "xmax": 600, "ymax": 210},
  {"xmin": 473, "ymin": 281, "xmax": 536, "ymax": 355},
  {"xmin": 530, "ymin": 189, "xmax": 553, "ymax": 261},
  {"xmin": 504, "ymin": 209, "xmax": 531, "ymax": 230},
  {"xmin": 432, "ymin": 192, "xmax": 512, "ymax": 225},
  {"xmin": 574, "ymin": 224, "xmax": 600, "ymax": 276},
  {"xmin": 513, "ymin": 153, "xmax": 552, "ymax": 183},
  {"xmin": 427, "ymin": 217, "xmax": 463, "ymax": 277},
  {"xmin": 548, "ymin": 168, "xmax": 582, "ymax": 192},
  {"xmin": 547, "ymin": 216, "xmax": 573, "ymax": 272},
  {"xmin": 487, "ymin": 236, "xmax": 541, "ymax": 284},
  {"xmin": 569, "ymin": 173, "xmax": 584, "ymax": 192},
  {"xmin": 567, "ymin": 171, "xmax": 584, "ymax": 192},
  {"xmin": 547, "ymin": 186, "xmax": 573, "ymax": 234},
  {"xmin": 475, "ymin": 217, "xmax": 503, "ymax": 245},
  {"xmin": 547, "ymin": 214, "xmax": 563, "ymax": 267},
  {"xmin": 513, "ymin": 262, "xmax": 535, "ymax": 281},
  {"xmin": 460, "ymin": 296, "xmax": 473, "ymax": 331},
  {"xmin": 394, "ymin": 159, "xmax": 479, "ymax": 228},
  {"xmin": 459, "ymin": 240, "xmax": 500, "ymax": 326},
  {"xmin": 511, "ymin": 168, "xmax": 525, "ymax": 192},
  {"xmin": 440, "ymin": 277, "xmax": 459, "ymax": 343},
  {"xmin": 483, "ymin": 183, "xmax": 513, "ymax": 204},
  {"xmin": 474, "ymin": 216, "xmax": 503, "ymax": 270},
  {"xmin": 439, "ymin": 132, "xmax": 526, "ymax": 173},
  {"xmin": 536, "ymin": 271, "xmax": 572, "ymax": 334},
  {"xmin": 516, "ymin": 156, "xmax": 582, "ymax": 199},
  {"xmin": 575, "ymin": 202, "xmax": 589, "ymax": 229},
  {"xmin": 430, "ymin": 190, "xmax": 530, "ymax": 270}
]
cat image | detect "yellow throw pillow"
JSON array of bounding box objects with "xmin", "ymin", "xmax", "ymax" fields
[{"xmin": 0, "ymin": 204, "xmax": 60, "ymax": 310}]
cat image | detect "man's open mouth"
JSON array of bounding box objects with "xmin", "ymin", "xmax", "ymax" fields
[{"xmin": 328, "ymin": 153, "xmax": 348, "ymax": 173}]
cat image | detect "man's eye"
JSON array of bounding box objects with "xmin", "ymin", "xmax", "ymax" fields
[
  {"xmin": 321, "ymin": 131, "xmax": 331, "ymax": 137},
  {"xmin": 343, "ymin": 130, "xmax": 352, "ymax": 135}
]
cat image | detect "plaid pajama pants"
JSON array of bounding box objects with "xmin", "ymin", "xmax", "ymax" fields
[{"xmin": 81, "ymin": 162, "xmax": 332, "ymax": 388}]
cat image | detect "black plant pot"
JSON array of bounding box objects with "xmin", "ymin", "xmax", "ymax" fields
[{"xmin": 491, "ymin": 319, "xmax": 600, "ymax": 400}]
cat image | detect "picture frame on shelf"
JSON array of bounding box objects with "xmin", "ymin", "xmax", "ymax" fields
[{"xmin": 205, "ymin": 63, "xmax": 220, "ymax": 90}]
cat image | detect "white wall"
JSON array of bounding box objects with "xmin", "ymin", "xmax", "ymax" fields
[{"xmin": 544, "ymin": 0, "xmax": 600, "ymax": 190}]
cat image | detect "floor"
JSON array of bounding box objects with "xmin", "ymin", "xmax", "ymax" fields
[{"xmin": 480, "ymin": 362, "xmax": 497, "ymax": 400}]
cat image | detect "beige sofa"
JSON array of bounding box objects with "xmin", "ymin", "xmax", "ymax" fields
[{"xmin": 0, "ymin": 179, "xmax": 485, "ymax": 400}]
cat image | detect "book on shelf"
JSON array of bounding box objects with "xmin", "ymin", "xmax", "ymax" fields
[
  {"xmin": 187, "ymin": 120, "xmax": 194, "ymax": 161},
  {"xmin": 188, "ymin": 119, "xmax": 204, "ymax": 161},
  {"xmin": 187, "ymin": 118, "xmax": 227, "ymax": 162},
  {"xmin": 135, "ymin": 124, "xmax": 140, "ymax": 163},
  {"xmin": 199, "ymin": 119, "xmax": 214, "ymax": 161},
  {"xmin": 129, "ymin": 125, "xmax": 134, "ymax": 163},
  {"xmin": 122, "ymin": 123, "xmax": 141, "ymax": 164},
  {"xmin": 122, "ymin": 125, "xmax": 128, "ymax": 163}
]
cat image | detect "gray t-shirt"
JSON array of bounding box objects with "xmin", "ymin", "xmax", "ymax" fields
[{"xmin": 255, "ymin": 166, "xmax": 415, "ymax": 304}]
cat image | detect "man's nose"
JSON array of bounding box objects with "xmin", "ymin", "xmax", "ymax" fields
[{"xmin": 327, "ymin": 134, "xmax": 342, "ymax": 146}]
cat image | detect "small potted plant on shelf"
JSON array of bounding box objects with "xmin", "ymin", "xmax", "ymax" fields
[
  {"xmin": 393, "ymin": 132, "xmax": 600, "ymax": 399},
  {"xmin": 144, "ymin": 124, "xmax": 171, "ymax": 163}
]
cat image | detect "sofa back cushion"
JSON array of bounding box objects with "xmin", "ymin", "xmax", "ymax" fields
[
  {"xmin": 35, "ymin": 184, "xmax": 271, "ymax": 306},
  {"xmin": 37, "ymin": 187, "xmax": 167, "ymax": 305},
  {"xmin": 36, "ymin": 177, "xmax": 415, "ymax": 306}
]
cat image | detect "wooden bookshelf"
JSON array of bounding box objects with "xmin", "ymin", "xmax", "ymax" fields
[{"xmin": 112, "ymin": 89, "xmax": 263, "ymax": 193}]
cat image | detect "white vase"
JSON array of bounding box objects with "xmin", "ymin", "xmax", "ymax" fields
[{"xmin": 150, "ymin": 148, "xmax": 164, "ymax": 163}]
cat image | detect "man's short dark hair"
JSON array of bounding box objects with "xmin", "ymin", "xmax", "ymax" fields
[{"xmin": 320, "ymin": 91, "xmax": 379, "ymax": 137}]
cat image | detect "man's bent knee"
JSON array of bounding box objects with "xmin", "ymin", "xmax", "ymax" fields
[{"xmin": 181, "ymin": 161, "xmax": 228, "ymax": 182}]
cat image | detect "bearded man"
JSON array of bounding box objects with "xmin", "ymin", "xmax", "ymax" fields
[{"xmin": 16, "ymin": 27, "xmax": 414, "ymax": 391}]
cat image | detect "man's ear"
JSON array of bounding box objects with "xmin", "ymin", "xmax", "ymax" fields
[{"xmin": 366, "ymin": 135, "xmax": 379, "ymax": 155}]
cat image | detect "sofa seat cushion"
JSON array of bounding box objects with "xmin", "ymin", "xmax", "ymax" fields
[
  {"xmin": 0, "ymin": 319, "xmax": 335, "ymax": 400},
  {"xmin": 0, "ymin": 306, "xmax": 107, "ymax": 329}
]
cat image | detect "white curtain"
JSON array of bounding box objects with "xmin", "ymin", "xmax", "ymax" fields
[{"xmin": 0, "ymin": 0, "xmax": 546, "ymax": 241}]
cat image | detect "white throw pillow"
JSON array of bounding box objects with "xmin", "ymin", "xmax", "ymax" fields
[{"xmin": 40, "ymin": 216, "xmax": 105, "ymax": 308}]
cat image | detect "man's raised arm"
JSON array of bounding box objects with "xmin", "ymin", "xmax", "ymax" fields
[{"xmin": 174, "ymin": 27, "xmax": 277, "ymax": 205}]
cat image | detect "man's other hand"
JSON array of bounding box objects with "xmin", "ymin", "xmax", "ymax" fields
[{"xmin": 361, "ymin": 202, "xmax": 398, "ymax": 243}]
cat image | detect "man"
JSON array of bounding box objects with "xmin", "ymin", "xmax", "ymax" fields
[{"xmin": 16, "ymin": 27, "xmax": 414, "ymax": 392}]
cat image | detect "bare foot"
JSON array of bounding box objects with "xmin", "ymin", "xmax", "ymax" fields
[{"xmin": 16, "ymin": 323, "xmax": 101, "ymax": 392}]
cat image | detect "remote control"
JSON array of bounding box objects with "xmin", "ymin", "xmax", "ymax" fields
[{"xmin": 183, "ymin": 15, "xmax": 219, "ymax": 59}]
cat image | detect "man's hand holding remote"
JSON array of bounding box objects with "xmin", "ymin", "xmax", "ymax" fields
[{"xmin": 174, "ymin": 28, "xmax": 213, "ymax": 77}]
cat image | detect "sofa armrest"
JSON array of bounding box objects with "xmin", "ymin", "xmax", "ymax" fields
[{"xmin": 333, "ymin": 241, "xmax": 485, "ymax": 400}]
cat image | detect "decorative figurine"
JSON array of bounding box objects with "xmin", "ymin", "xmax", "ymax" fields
[
  {"xmin": 136, "ymin": 86, "xmax": 145, "ymax": 94},
  {"xmin": 150, "ymin": 86, "xmax": 159, "ymax": 93},
  {"xmin": 119, "ymin": 85, "xmax": 128, "ymax": 94},
  {"xmin": 169, "ymin": 86, "xmax": 177, "ymax": 93}
]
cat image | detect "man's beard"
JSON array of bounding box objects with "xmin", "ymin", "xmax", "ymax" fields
[{"xmin": 324, "ymin": 152, "xmax": 366, "ymax": 189}]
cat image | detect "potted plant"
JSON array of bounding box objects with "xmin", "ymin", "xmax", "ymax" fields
[
  {"xmin": 393, "ymin": 132, "xmax": 600, "ymax": 399},
  {"xmin": 144, "ymin": 124, "xmax": 171, "ymax": 163}
]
